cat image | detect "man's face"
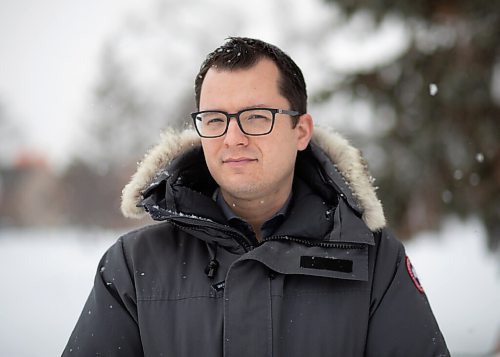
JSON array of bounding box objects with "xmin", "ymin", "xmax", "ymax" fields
[{"xmin": 199, "ymin": 58, "xmax": 312, "ymax": 203}]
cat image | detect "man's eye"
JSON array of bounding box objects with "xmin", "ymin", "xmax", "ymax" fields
[
  {"xmin": 206, "ymin": 117, "xmax": 225, "ymax": 125},
  {"xmin": 247, "ymin": 114, "xmax": 270, "ymax": 121}
]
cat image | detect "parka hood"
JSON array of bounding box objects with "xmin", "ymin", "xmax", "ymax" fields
[{"xmin": 121, "ymin": 127, "xmax": 386, "ymax": 231}]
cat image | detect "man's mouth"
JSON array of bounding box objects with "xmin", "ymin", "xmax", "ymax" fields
[{"xmin": 222, "ymin": 157, "xmax": 257, "ymax": 165}]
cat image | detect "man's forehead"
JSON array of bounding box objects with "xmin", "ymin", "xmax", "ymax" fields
[{"xmin": 200, "ymin": 59, "xmax": 284, "ymax": 110}]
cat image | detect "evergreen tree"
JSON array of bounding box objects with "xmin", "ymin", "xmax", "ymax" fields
[{"xmin": 323, "ymin": 0, "xmax": 500, "ymax": 249}]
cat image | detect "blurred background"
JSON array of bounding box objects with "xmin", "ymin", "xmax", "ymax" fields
[{"xmin": 0, "ymin": 0, "xmax": 499, "ymax": 355}]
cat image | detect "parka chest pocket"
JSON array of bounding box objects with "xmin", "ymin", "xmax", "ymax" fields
[
  {"xmin": 261, "ymin": 241, "xmax": 371, "ymax": 301},
  {"xmin": 243, "ymin": 239, "xmax": 371, "ymax": 282}
]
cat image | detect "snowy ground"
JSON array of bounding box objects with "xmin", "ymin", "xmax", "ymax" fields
[
  {"xmin": 0, "ymin": 218, "xmax": 499, "ymax": 356},
  {"xmin": 405, "ymin": 217, "xmax": 500, "ymax": 356},
  {"xmin": 0, "ymin": 228, "xmax": 118, "ymax": 357}
]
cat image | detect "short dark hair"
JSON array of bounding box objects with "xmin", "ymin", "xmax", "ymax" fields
[{"xmin": 194, "ymin": 37, "xmax": 307, "ymax": 126}]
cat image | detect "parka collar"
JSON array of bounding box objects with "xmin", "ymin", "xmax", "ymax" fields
[{"xmin": 121, "ymin": 127, "xmax": 386, "ymax": 232}]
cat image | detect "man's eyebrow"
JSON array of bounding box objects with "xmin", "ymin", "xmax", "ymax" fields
[{"xmin": 243, "ymin": 104, "xmax": 268, "ymax": 109}]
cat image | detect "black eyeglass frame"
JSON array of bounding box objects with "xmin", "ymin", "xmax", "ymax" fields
[{"xmin": 190, "ymin": 107, "xmax": 301, "ymax": 138}]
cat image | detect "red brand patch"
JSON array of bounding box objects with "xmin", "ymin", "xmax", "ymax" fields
[{"xmin": 405, "ymin": 256, "xmax": 425, "ymax": 294}]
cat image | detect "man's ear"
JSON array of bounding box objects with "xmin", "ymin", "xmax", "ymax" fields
[{"xmin": 295, "ymin": 113, "xmax": 314, "ymax": 151}]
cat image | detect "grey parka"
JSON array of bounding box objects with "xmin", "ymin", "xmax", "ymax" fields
[{"xmin": 63, "ymin": 128, "xmax": 450, "ymax": 356}]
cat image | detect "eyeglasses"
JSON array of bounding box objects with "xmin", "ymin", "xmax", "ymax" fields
[{"xmin": 191, "ymin": 108, "xmax": 300, "ymax": 138}]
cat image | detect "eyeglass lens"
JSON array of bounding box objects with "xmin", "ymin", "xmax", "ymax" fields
[{"xmin": 195, "ymin": 109, "xmax": 274, "ymax": 137}]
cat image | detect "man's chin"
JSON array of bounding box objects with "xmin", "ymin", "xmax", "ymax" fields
[{"xmin": 219, "ymin": 183, "xmax": 260, "ymax": 200}]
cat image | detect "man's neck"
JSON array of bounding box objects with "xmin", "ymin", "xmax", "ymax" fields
[{"xmin": 220, "ymin": 188, "xmax": 291, "ymax": 241}]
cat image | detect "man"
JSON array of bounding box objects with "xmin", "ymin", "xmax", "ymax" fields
[{"xmin": 63, "ymin": 37, "xmax": 449, "ymax": 356}]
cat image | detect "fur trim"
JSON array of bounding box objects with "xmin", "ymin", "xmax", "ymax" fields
[
  {"xmin": 312, "ymin": 127, "xmax": 386, "ymax": 231},
  {"xmin": 121, "ymin": 129, "xmax": 200, "ymax": 219},
  {"xmin": 121, "ymin": 127, "xmax": 386, "ymax": 231}
]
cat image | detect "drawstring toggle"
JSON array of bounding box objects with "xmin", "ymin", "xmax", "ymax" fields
[{"xmin": 205, "ymin": 259, "xmax": 219, "ymax": 279}]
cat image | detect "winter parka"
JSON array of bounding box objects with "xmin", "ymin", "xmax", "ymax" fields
[{"xmin": 63, "ymin": 127, "xmax": 450, "ymax": 356}]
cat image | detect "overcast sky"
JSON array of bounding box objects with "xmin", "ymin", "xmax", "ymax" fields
[{"xmin": 0, "ymin": 0, "xmax": 150, "ymax": 165}]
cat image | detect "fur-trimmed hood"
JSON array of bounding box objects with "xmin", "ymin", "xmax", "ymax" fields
[{"xmin": 121, "ymin": 127, "xmax": 386, "ymax": 231}]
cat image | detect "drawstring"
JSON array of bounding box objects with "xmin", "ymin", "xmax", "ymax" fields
[{"xmin": 204, "ymin": 242, "xmax": 220, "ymax": 279}]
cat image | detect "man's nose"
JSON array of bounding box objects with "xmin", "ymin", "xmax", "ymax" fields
[{"xmin": 223, "ymin": 117, "xmax": 248, "ymax": 146}]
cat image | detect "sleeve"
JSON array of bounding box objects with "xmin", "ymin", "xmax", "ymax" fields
[
  {"xmin": 365, "ymin": 229, "xmax": 450, "ymax": 357},
  {"xmin": 62, "ymin": 237, "xmax": 144, "ymax": 356}
]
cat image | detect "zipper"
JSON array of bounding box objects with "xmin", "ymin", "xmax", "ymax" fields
[
  {"xmin": 261, "ymin": 235, "xmax": 365, "ymax": 250},
  {"xmin": 149, "ymin": 206, "xmax": 254, "ymax": 252},
  {"xmin": 171, "ymin": 219, "xmax": 254, "ymax": 252}
]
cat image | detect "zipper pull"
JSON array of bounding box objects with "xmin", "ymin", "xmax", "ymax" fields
[{"xmin": 204, "ymin": 259, "xmax": 219, "ymax": 279}]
